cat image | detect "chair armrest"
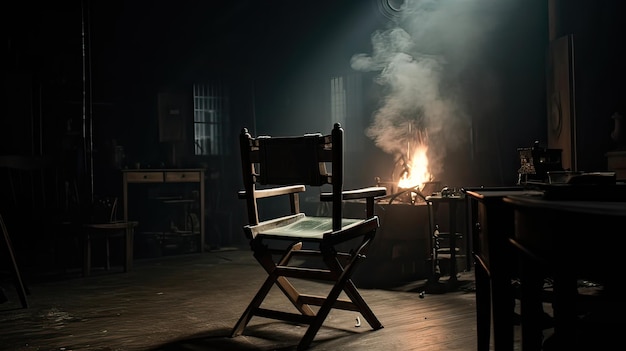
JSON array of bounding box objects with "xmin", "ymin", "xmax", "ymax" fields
[
  {"xmin": 320, "ymin": 186, "xmax": 387, "ymax": 202},
  {"xmin": 238, "ymin": 185, "xmax": 307, "ymax": 199}
]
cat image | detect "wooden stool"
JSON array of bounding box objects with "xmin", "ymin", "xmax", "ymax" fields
[{"xmin": 82, "ymin": 221, "xmax": 138, "ymax": 277}]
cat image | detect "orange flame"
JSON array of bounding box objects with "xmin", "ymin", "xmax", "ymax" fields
[{"xmin": 397, "ymin": 143, "xmax": 432, "ymax": 190}]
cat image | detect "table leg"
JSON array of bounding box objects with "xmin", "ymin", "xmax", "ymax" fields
[
  {"xmin": 83, "ymin": 232, "xmax": 92, "ymax": 277},
  {"xmin": 519, "ymin": 251, "xmax": 544, "ymax": 351},
  {"xmin": 124, "ymin": 225, "xmax": 134, "ymax": 272}
]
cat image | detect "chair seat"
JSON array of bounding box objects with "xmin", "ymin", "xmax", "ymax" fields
[
  {"xmin": 83, "ymin": 221, "xmax": 138, "ymax": 230},
  {"xmin": 82, "ymin": 220, "xmax": 138, "ymax": 277},
  {"xmin": 251, "ymin": 215, "xmax": 364, "ymax": 240}
]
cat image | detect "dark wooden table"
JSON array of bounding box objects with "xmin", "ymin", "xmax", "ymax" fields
[
  {"xmin": 465, "ymin": 187, "xmax": 540, "ymax": 351},
  {"xmin": 504, "ymin": 193, "xmax": 626, "ymax": 350}
]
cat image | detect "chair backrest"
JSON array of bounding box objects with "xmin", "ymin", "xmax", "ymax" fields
[{"xmin": 239, "ymin": 123, "xmax": 344, "ymax": 230}]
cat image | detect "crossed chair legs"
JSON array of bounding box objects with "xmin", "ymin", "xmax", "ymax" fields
[{"xmin": 230, "ymin": 237, "xmax": 383, "ymax": 350}]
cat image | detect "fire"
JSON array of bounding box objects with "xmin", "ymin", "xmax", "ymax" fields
[{"xmin": 397, "ymin": 143, "xmax": 431, "ymax": 190}]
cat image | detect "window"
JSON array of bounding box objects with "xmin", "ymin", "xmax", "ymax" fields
[
  {"xmin": 193, "ymin": 82, "xmax": 230, "ymax": 156},
  {"xmin": 330, "ymin": 73, "xmax": 363, "ymax": 152},
  {"xmin": 330, "ymin": 76, "xmax": 347, "ymax": 128}
]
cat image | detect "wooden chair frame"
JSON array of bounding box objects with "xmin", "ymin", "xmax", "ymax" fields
[
  {"xmin": 1, "ymin": 213, "xmax": 28, "ymax": 308},
  {"xmin": 231, "ymin": 123, "xmax": 387, "ymax": 350}
]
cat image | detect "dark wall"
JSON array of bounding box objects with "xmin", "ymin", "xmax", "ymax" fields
[
  {"xmin": 5, "ymin": 0, "xmax": 623, "ymax": 201},
  {"xmin": 550, "ymin": 0, "xmax": 626, "ymax": 172}
]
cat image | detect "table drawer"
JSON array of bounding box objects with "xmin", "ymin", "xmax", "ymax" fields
[
  {"xmin": 165, "ymin": 171, "xmax": 201, "ymax": 182},
  {"xmin": 125, "ymin": 171, "xmax": 164, "ymax": 183}
]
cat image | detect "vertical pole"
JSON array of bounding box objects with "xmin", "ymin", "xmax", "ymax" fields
[{"xmin": 81, "ymin": 0, "xmax": 94, "ymax": 204}]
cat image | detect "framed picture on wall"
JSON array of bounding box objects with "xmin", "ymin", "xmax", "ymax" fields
[
  {"xmin": 158, "ymin": 92, "xmax": 188, "ymax": 142},
  {"xmin": 546, "ymin": 34, "xmax": 576, "ymax": 171}
]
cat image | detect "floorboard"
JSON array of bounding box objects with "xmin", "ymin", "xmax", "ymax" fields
[{"xmin": 1, "ymin": 249, "xmax": 611, "ymax": 351}]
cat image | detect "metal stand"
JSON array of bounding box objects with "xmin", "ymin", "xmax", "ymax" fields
[{"xmin": 425, "ymin": 194, "xmax": 467, "ymax": 292}]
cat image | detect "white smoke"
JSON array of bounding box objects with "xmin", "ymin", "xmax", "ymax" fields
[{"xmin": 351, "ymin": 0, "xmax": 517, "ymax": 180}]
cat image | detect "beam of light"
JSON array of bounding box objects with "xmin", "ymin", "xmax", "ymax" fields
[{"xmin": 353, "ymin": 0, "xmax": 519, "ymax": 183}]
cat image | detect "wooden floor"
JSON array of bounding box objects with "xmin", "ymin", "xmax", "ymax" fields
[
  {"xmin": 0, "ymin": 249, "xmax": 485, "ymax": 351},
  {"xmin": 7, "ymin": 247, "xmax": 608, "ymax": 351}
]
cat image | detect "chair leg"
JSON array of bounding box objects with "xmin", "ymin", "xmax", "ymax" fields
[
  {"xmin": 298, "ymin": 240, "xmax": 382, "ymax": 350},
  {"xmin": 231, "ymin": 267, "xmax": 283, "ymax": 337},
  {"xmin": 231, "ymin": 241, "xmax": 315, "ymax": 337},
  {"xmin": 105, "ymin": 235, "xmax": 111, "ymax": 271},
  {"xmin": 298, "ymin": 264, "xmax": 350, "ymax": 350},
  {"xmin": 254, "ymin": 241, "xmax": 316, "ymax": 316},
  {"xmin": 1, "ymin": 216, "xmax": 28, "ymax": 308},
  {"xmin": 336, "ymin": 275, "xmax": 382, "ymax": 329},
  {"xmin": 324, "ymin": 242, "xmax": 382, "ymax": 329}
]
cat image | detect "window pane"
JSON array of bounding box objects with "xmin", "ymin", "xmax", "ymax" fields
[{"xmin": 193, "ymin": 82, "xmax": 229, "ymax": 156}]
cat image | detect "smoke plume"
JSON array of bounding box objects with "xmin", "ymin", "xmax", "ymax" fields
[{"xmin": 351, "ymin": 0, "xmax": 516, "ymax": 181}]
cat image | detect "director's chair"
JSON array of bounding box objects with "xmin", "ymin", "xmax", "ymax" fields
[{"xmin": 231, "ymin": 123, "xmax": 387, "ymax": 350}]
